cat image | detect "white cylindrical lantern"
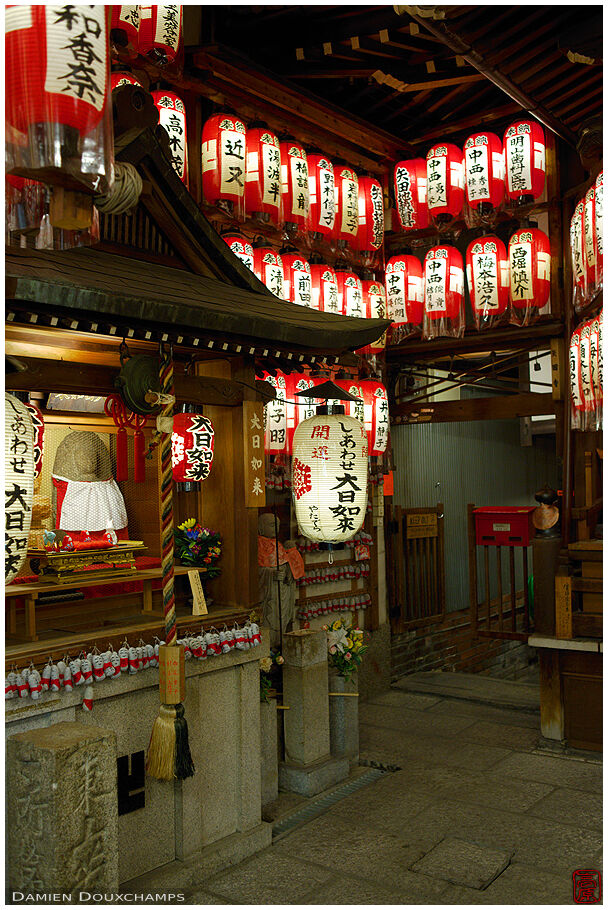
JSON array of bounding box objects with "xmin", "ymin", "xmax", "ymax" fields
[
  {"xmin": 292, "ymin": 411, "xmax": 368, "ymax": 544},
  {"xmin": 5, "ymin": 394, "xmax": 36, "ymax": 583}
]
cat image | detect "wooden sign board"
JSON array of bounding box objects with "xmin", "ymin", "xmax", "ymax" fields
[
  {"xmin": 406, "ymin": 513, "xmax": 438, "ymax": 539},
  {"xmin": 555, "ymin": 575, "xmax": 573, "ymax": 640},
  {"xmin": 243, "ymin": 400, "xmax": 266, "ymax": 508},
  {"xmin": 188, "ymin": 569, "xmax": 208, "ymax": 615},
  {"xmin": 158, "ymin": 644, "xmax": 185, "ymax": 704}
]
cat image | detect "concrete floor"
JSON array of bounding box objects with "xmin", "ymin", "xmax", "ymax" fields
[{"xmin": 131, "ymin": 672, "xmax": 603, "ymax": 905}]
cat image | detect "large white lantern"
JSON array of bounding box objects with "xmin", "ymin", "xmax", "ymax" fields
[
  {"xmin": 5, "ymin": 394, "xmax": 36, "ymax": 583},
  {"xmin": 292, "ymin": 409, "xmax": 368, "ymax": 545}
]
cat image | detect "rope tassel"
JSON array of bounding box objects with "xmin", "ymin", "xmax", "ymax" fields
[{"xmin": 146, "ymin": 345, "xmax": 194, "ymax": 781}]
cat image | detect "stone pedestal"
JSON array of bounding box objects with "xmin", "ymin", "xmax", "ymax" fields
[
  {"xmin": 260, "ymin": 697, "xmax": 279, "ymax": 807},
  {"xmin": 279, "ymin": 629, "xmax": 348, "ymax": 796},
  {"xmin": 7, "ymin": 721, "xmax": 119, "ymax": 901},
  {"xmin": 328, "ymin": 669, "xmax": 359, "ymax": 765}
]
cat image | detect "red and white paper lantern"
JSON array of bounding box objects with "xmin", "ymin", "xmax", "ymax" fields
[
  {"xmin": 262, "ymin": 372, "xmax": 289, "ymax": 454},
  {"xmin": 464, "ymin": 132, "xmax": 504, "ymax": 216},
  {"xmin": 5, "ymin": 395, "xmax": 36, "ymax": 583},
  {"xmin": 352, "ymin": 176, "xmax": 385, "ymax": 252},
  {"xmin": 138, "ymin": 5, "xmax": 182, "ymax": 67},
  {"xmin": 584, "ymin": 185, "xmax": 598, "ymax": 299},
  {"xmin": 595, "ymin": 171, "xmax": 603, "ymax": 289},
  {"xmin": 310, "ymin": 263, "xmax": 340, "ymax": 313},
  {"xmin": 508, "ymin": 227, "xmax": 551, "ymax": 325},
  {"xmin": 333, "ymin": 165, "xmax": 359, "ymax": 246},
  {"xmin": 253, "ymin": 245, "xmax": 284, "ymax": 298},
  {"xmin": 287, "ymin": 374, "xmax": 324, "ymax": 451},
  {"xmin": 280, "ymin": 140, "xmax": 309, "ymax": 231},
  {"xmin": 358, "ymin": 279, "xmax": 387, "ymax": 356},
  {"xmin": 570, "ymin": 199, "xmax": 587, "ymax": 310},
  {"xmin": 223, "ymin": 233, "xmax": 254, "ymax": 272},
  {"xmin": 393, "ymin": 158, "xmax": 429, "ymax": 231},
  {"xmin": 201, "ymin": 113, "xmax": 247, "ymax": 219},
  {"xmin": 569, "ymin": 326, "xmax": 584, "ymax": 430},
  {"xmin": 110, "ymin": 6, "xmax": 140, "ymax": 58},
  {"xmin": 245, "ymin": 127, "xmax": 282, "ymax": 227},
  {"xmin": 426, "ymin": 144, "xmax": 464, "ymax": 224},
  {"xmin": 151, "ymin": 90, "xmax": 188, "ymax": 184},
  {"xmin": 171, "ymin": 414, "xmax": 214, "ymax": 482},
  {"xmin": 111, "ymin": 71, "xmax": 142, "ymax": 90},
  {"xmin": 423, "ymin": 246, "xmax": 465, "ymax": 339},
  {"xmin": 579, "ymin": 319, "xmax": 596, "ymax": 429},
  {"xmin": 465, "ymin": 236, "xmax": 509, "ymax": 330},
  {"xmin": 25, "ymin": 403, "xmax": 45, "ymax": 478},
  {"xmin": 385, "ymin": 255, "xmax": 424, "ymax": 342},
  {"xmin": 282, "ymin": 253, "xmax": 313, "ymax": 307},
  {"xmin": 335, "ymin": 269, "xmax": 364, "ymax": 318},
  {"xmin": 307, "ymin": 153, "xmax": 336, "ymax": 237},
  {"xmin": 335, "ymin": 380, "xmax": 390, "ymax": 456},
  {"xmin": 503, "ymin": 120, "xmax": 545, "ymax": 204}
]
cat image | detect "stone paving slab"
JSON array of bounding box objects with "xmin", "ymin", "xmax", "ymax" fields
[
  {"xmin": 203, "ymin": 849, "xmax": 333, "ymax": 904},
  {"xmin": 426, "ymin": 698, "xmax": 540, "ymax": 728},
  {"xmin": 359, "ymin": 723, "xmax": 513, "ymax": 771},
  {"xmin": 360, "ymin": 701, "xmax": 480, "ymax": 736},
  {"xmin": 492, "ymin": 750, "xmax": 603, "ymax": 792},
  {"xmin": 454, "ymin": 718, "xmax": 541, "ymax": 752},
  {"xmin": 365, "ymin": 690, "xmax": 444, "ymax": 711},
  {"xmin": 412, "ymin": 837, "xmax": 511, "ymax": 889},
  {"xmin": 527, "ymin": 786, "xmax": 603, "ymax": 830},
  {"xmin": 441, "ymin": 861, "xmax": 574, "ymax": 904},
  {"xmin": 393, "ymin": 671, "xmax": 539, "ymax": 712}
]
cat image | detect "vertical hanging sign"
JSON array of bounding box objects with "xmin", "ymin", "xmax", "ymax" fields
[
  {"xmin": 5, "ymin": 395, "xmax": 35, "ymax": 584},
  {"xmin": 243, "ymin": 401, "xmax": 266, "ymax": 507}
]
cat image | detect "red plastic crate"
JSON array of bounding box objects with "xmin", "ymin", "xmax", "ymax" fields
[{"xmin": 474, "ymin": 507, "xmax": 536, "ymax": 547}]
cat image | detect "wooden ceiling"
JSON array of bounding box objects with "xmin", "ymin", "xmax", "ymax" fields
[{"xmin": 202, "ymin": 4, "xmax": 603, "ymax": 153}]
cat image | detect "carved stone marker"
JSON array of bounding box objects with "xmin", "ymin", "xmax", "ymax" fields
[{"xmin": 7, "ymin": 721, "xmax": 119, "ymax": 900}]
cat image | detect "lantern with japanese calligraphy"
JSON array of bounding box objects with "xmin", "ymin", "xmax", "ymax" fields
[
  {"xmin": 508, "ymin": 227, "xmax": 551, "ymax": 326},
  {"xmin": 333, "ymin": 164, "xmax": 359, "ymax": 247},
  {"xmin": 292, "ymin": 409, "xmax": 368, "ymax": 545},
  {"xmin": 172, "ymin": 412, "xmax": 214, "ymax": 485},
  {"xmin": 201, "ymin": 113, "xmax": 247, "ymax": 220},
  {"xmin": 589, "ymin": 314, "xmax": 602, "ymax": 430},
  {"xmin": 25, "ymin": 402, "xmax": 45, "ymax": 477},
  {"xmin": 570, "ymin": 199, "xmax": 587, "ymax": 311},
  {"xmin": 152, "ymin": 90, "xmax": 188, "ymax": 185},
  {"xmin": 111, "ymin": 71, "xmax": 142, "ymax": 90},
  {"xmin": 110, "ymin": 5, "xmax": 140, "ymax": 58},
  {"xmin": 138, "ymin": 5, "xmax": 182, "ymax": 67},
  {"xmin": 335, "ymin": 267, "xmax": 365, "ymax": 318},
  {"xmin": 503, "ymin": 120, "xmax": 545, "ymax": 206},
  {"xmin": 307, "ymin": 152, "xmax": 336, "ymax": 238},
  {"xmin": 595, "ymin": 171, "xmax": 603, "ymax": 290},
  {"xmin": 262, "ymin": 372, "xmax": 289, "ymax": 455},
  {"xmin": 385, "ymin": 254, "xmax": 424, "ymax": 343},
  {"xmin": 463, "ymin": 132, "xmax": 504, "ymax": 224},
  {"xmin": 579, "ymin": 319, "xmax": 597, "ymax": 431},
  {"xmin": 280, "ymin": 139, "xmax": 309, "ymax": 234},
  {"xmin": 465, "ymin": 235, "xmax": 510, "ymax": 331},
  {"xmin": 223, "ymin": 232, "xmax": 254, "ymax": 273},
  {"xmin": 584, "ymin": 185, "xmax": 598, "ymax": 302},
  {"xmin": 245, "ymin": 125, "xmax": 282, "ymax": 227},
  {"xmin": 426, "ymin": 144, "xmax": 464, "ymax": 226},
  {"xmin": 423, "ymin": 246, "xmax": 465, "ymax": 339},
  {"xmin": 5, "ymin": 4, "xmax": 113, "ymax": 196},
  {"xmin": 569, "ymin": 326, "xmax": 584, "ymax": 431},
  {"xmin": 393, "ymin": 158, "xmax": 429, "ymax": 231},
  {"xmin": 358, "ymin": 276, "xmax": 387, "ymax": 356},
  {"xmin": 310, "ymin": 262, "xmax": 340, "ymax": 313},
  {"xmin": 335, "ymin": 380, "xmax": 390, "ymax": 457},
  {"xmin": 594, "ymin": 310, "xmax": 603, "ymax": 428},
  {"xmin": 287, "ymin": 374, "xmax": 324, "ymax": 451},
  {"xmin": 352, "ymin": 175, "xmax": 385, "ymax": 254},
  {"xmin": 281, "ymin": 251, "xmax": 313, "ymax": 308},
  {"xmin": 5, "ymin": 394, "xmax": 36, "ymax": 584},
  {"xmin": 253, "ymin": 243, "xmax": 285, "ymax": 298}
]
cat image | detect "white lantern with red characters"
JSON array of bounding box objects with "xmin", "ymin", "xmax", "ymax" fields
[
  {"xmin": 110, "ymin": 6, "xmax": 140, "ymax": 58},
  {"xmin": 171, "ymin": 413, "xmax": 214, "ymax": 483},
  {"xmin": 280, "ymin": 140, "xmax": 309, "ymax": 232},
  {"xmin": 310, "ymin": 263, "xmax": 340, "ymax": 313},
  {"xmin": 333, "ymin": 165, "xmax": 359, "ymax": 246},
  {"xmin": 282, "ymin": 253, "xmax": 313, "ymax": 307},
  {"xmin": 508, "ymin": 228, "xmax": 551, "ymax": 326},
  {"xmin": 464, "ymin": 132, "xmax": 504, "ymax": 220},
  {"xmin": 253, "ymin": 245, "xmax": 284, "ymax": 299},
  {"xmin": 152, "ymin": 90, "xmax": 188, "ymax": 184},
  {"xmin": 292, "ymin": 410, "xmax": 368, "ymax": 544},
  {"xmin": 423, "ymin": 246, "xmax": 465, "ymax": 339},
  {"xmin": 595, "ymin": 171, "xmax": 603, "ymax": 289},
  {"xmin": 386, "ymin": 255, "xmax": 423, "ymax": 342},
  {"xmin": 307, "ymin": 153, "xmax": 335, "ymax": 237},
  {"xmin": 393, "ymin": 158, "xmax": 429, "ymax": 231},
  {"xmin": 201, "ymin": 113, "xmax": 247, "ymax": 219},
  {"xmin": 465, "ymin": 236, "xmax": 509, "ymax": 330},
  {"xmin": 111, "ymin": 72, "xmax": 142, "ymax": 90},
  {"xmin": 426, "ymin": 144, "xmax": 464, "ymax": 225},
  {"xmin": 503, "ymin": 120, "xmax": 545, "ymax": 204},
  {"xmin": 358, "ymin": 278, "xmax": 387, "ymax": 356},
  {"xmin": 570, "ymin": 199, "xmax": 587, "ymax": 310},
  {"xmin": 352, "ymin": 176, "xmax": 384, "ymax": 252},
  {"xmin": 262, "ymin": 372, "xmax": 289, "ymax": 454},
  {"xmin": 335, "ymin": 269, "xmax": 364, "ymax": 318},
  {"xmin": 245, "ymin": 126, "xmax": 282, "ymax": 227},
  {"xmin": 223, "ymin": 233, "xmax": 254, "ymax": 273},
  {"xmin": 25, "ymin": 403, "xmax": 44, "ymax": 477},
  {"xmin": 584, "ymin": 185, "xmax": 598, "ymax": 300},
  {"xmin": 138, "ymin": 5, "xmax": 182, "ymax": 67}
]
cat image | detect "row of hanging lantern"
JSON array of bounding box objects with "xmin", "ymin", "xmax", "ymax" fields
[
  {"xmin": 110, "ymin": 5, "xmax": 182, "ymax": 67},
  {"xmin": 570, "ymin": 311, "xmax": 603, "ymax": 432},
  {"xmin": 393, "ymin": 120, "xmax": 546, "ymax": 232},
  {"xmin": 387, "ymin": 227, "xmax": 551, "ymax": 342},
  {"xmin": 570, "ymin": 170, "xmax": 603, "ymax": 313}
]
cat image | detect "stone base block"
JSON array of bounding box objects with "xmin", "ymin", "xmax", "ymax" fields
[{"xmin": 279, "ymin": 755, "xmax": 349, "ymax": 797}]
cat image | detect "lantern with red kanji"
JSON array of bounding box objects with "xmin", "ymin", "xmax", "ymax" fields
[
  {"xmin": 253, "ymin": 244, "xmax": 285, "ymax": 298},
  {"xmin": 333, "ymin": 164, "xmax": 359, "ymax": 247},
  {"xmin": 282, "ymin": 252, "xmax": 313, "ymax": 308},
  {"xmin": 138, "ymin": 5, "xmax": 182, "ymax": 67},
  {"xmin": 358, "ymin": 277, "xmax": 387, "ymax": 356},
  {"xmin": 426, "ymin": 144, "xmax": 464, "ymax": 226},
  {"xmin": 310, "ymin": 263, "xmax": 340, "ymax": 313},
  {"xmin": 223, "ymin": 233, "xmax": 254, "ymax": 273},
  {"xmin": 385, "ymin": 254, "xmax": 424, "ymax": 343},
  {"xmin": 423, "ymin": 246, "xmax": 465, "ymax": 339},
  {"xmin": 307, "ymin": 152, "xmax": 336, "ymax": 237},
  {"xmin": 151, "ymin": 90, "xmax": 188, "ymax": 185},
  {"xmin": 262, "ymin": 371, "xmax": 289, "ymax": 454},
  {"xmin": 25, "ymin": 402, "xmax": 45, "ymax": 477},
  {"xmin": 595, "ymin": 171, "xmax": 603, "ymax": 290},
  {"xmin": 584, "ymin": 185, "xmax": 598, "ymax": 301},
  {"xmin": 393, "ymin": 158, "xmax": 428, "ymax": 231},
  {"xmin": 110, "ymin": 6, "xmax": 140, "ymax": 58},
  {"xmin": 570, "ymin": 199, "xmax": 587, "ymax": 311},
  {"xmin": 508, "ymin": 227, "xmax": 551, "ymax": 326},
  {"xmin": 463, "ymin": 132, "xmax": 504, "ymax": 221},
  {"xmin": 503, "ymin": 120, "xmax": 545, "ymax": 205},
  {"xmin": 465, "ymin": 236, "xmax": 509, "ymax": 331},
  {"xmin": 352, "ymin": 176, "xmax": 385, "ymax": 252},
  {"xmin": 335, "ymin": 268, "xmax": 364, "ymax": 318},
  {"xmin": 111, "ymin": 71, "xmax": 142, "ymax": 90},
  {"xmin": 245, "ymin": 126, "xmax": 282, "ymax": 227},
  {"xmin": 287, "ymin": 374, "xmax": 324, "ymax": 451},
  {"xmin": 280, "ymin": 139, "xmax": 309, "ymax": 233},
  {"xmin": 201, "ymin": 113, "xmax": 247, "ymax": 220},
  {"xmin": 172, "ymin": 413, "xmax": 214, "ymax": 483}
]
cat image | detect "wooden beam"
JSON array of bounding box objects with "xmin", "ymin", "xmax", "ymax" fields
[
  {"xmin": 391, "ymin": 392, "xmax": 556, "ymax": 425},
  {"xmin": 386, "ymin": 320, "xmax": 564, "ymax": 361}
]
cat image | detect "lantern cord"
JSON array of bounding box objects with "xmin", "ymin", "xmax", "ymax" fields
[
  {"xmin": 95, "ymin": 163, "xmax": 143, "ymax": 216},
  {"xmin": 158, "ymin": 348, "xmax": 176, "ymax": 647},
  {"xmin": 273, "ymin": 504, "xmax": 283, "ymax": 655}
]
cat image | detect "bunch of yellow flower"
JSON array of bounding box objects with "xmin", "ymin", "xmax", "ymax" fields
[{"xmin": 322, "ymin": 617, "xmax": 368, "ymax": 681}]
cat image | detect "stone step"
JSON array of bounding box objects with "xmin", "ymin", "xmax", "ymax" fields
[{"xmin": 392, "ymin": 670, "xmax": 540, "ymax": 713}]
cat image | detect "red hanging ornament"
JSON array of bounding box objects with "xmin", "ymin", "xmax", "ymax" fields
[
  {"xmin": 138, "ymin": 5, "xmax": 182, "ymax": 67},
  {"xmin": 128, "ymin": 411, "xmax": 147, "ymax": 483},
  {"xmin": 307, "ymin": 152, "xmax": 336, "ymax": 237},
  {"xmin": 223, "ymin": 233, "xmax": 254, "ymax": 272},
  {"xmin": 281, "ymin": 253, "xmax": 313, "ymax": 307},
  {"xmin": 280, "ymin": 139, "xmax": 309, "ymax": 232},
  {"xmin": 393, "ymin": 158, "xmax": 429, "ymax": 231},
  {"xmin": 385, "ymin": 254, "xmax": 424, "ymax": 342},
  {"xmin": 333, "ymin": 165, "xmax": 359, "ymax": 247},
  {"xmin": 171, "ymin": 413, "xmax": 215, "ymax": 482},
  {"xmin": 245, "ymin": 126, "xmax": 282, "ymax": 227},
  {"xmin": 310, "ymin": 263, "xmax": 340, "ymax": 313},
  {"xmin": 151, "ymin": 90, "xmax": 188, "ymax": 184},
  {"xmin": 335, "ymin": 268, "xmax": 364, "ymax": 318},
  {"xmin": 503, "ymin": 120, "xmax": 545, "ymax": 205},
  {"xmin": 352, "ymin": 176, "xmax": 384, "ymax": 252},
  {"xmin": 465, "ymin": 235, "xmax": 509, "ymax": 330},
  {"xmin": 110, "ymin": 6, "xmax": 140, "ymax": 58},
  {"xmin": 426, "ymin": 144, "xmax": 464, "ymax": 225},
  {"xmin": 201, "ymin": 113, "xmax": 247, "ymax": 220},
  {"xmin": 253, "ymin": 244, "xmax": 285, "ymax": 298},
  {"xmin": 423, "ymin": 246, "xmax": 465, "ymax": 339},
  {"xmin": 463, "ymin": 132, "xmax": 504, "ymax": 217},
  {"xmin": 104, "ymin": 395, "xmax": 129, "ymax": 482},
  {"xmin": 111, "ymin": 71, "xmax": 142, "ymax": 90},
  {"xmin": 508, "ymin": 227, "xmax": 551, "ymax": 326},
  {"xmin": 358, "ymin": 278, "xmax": 388, "ymax": 356}
]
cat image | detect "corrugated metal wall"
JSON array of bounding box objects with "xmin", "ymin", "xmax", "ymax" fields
[{"xmin": 392, "ymin": 418, "xmax": 560, "ymax": 613}]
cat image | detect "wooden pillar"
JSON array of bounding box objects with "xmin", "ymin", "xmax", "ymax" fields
[{"xmin": 539, "ymin": 650, "xmax": 564, "ymax": 742}]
